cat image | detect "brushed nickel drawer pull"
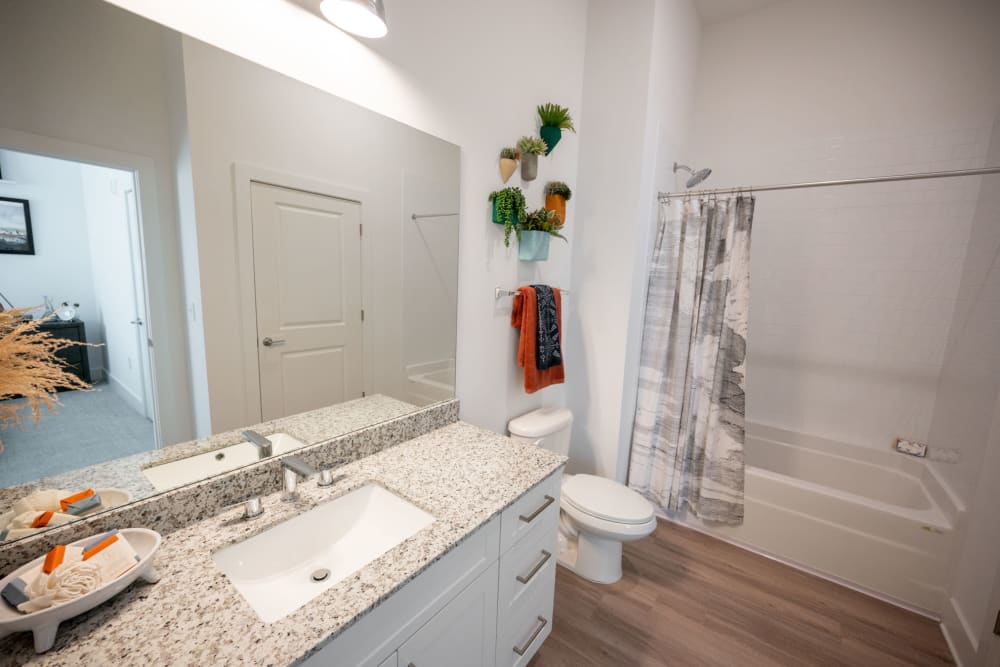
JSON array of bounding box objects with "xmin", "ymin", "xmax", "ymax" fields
[
  {"xmin": 513, "ymin": 616, "xmax": 548, "ymax": 656},
  {"xmin": 518, "ymin": 495, "xmax": 555, "ymax": 523},
  {"xmin": 516, "ymin": 550, "xmax": 552, "ymax": 584}
]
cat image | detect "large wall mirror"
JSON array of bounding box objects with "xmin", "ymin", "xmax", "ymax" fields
[{"xmin": 0, "ymin": 0, "xmax": 459, "ymax": 542}]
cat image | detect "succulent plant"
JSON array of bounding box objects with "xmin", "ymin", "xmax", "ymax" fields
[
  {"xmin": 537, "ymin": 103, "xmax": 576, "ymax": 132},
  {"xmin": 516, "ymin": 136, "xmax": 548, "ymax": 156},
  {"xmin": 518, "ymin": 207, "xmax": 568, "ymax": 243},
  {"xmin": 544, "ymin": 181, "xmax": 572, "ymax": 200},
  {"xmin": 488, "ymin": 187, "xmax": 527, "ymax": 247},
  {"xmin": 499, "ymin": 147, "xmax": 517, "ymax": 160}
]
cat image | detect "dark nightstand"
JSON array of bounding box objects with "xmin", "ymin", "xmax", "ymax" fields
[{"xmin": 37, "ymin": 319, "xmax": 92, "ymax": 387}]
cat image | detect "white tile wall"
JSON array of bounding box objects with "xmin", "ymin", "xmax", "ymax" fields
[{"xmin": 743, "ymin": 125, "xmax": 992, "ymax": 450}]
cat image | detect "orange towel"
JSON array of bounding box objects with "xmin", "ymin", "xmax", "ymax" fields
[{"xmin": 512, "ymin": 286, "xmax": 565, "ymax": 393}]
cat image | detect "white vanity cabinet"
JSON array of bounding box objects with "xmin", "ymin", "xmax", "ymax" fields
[{"xmin": 301, "ymin": 471, "xmax": 562, "ymax": 667}]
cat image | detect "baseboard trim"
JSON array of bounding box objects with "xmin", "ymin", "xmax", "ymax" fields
[
  {"xmin": 105, "ymin": 373, "xmax": 145, "ymax": 416},
  {"xmin": 940, "ymin": 596, "xmax": 978, "ymax": 666}
]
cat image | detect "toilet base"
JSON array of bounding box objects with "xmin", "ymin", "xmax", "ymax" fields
[{"xmin": 557, "ymin": 528, "xmax": 624, "ymax": 584}]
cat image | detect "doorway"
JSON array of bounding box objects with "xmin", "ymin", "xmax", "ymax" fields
[
  {"xmin": 248, "ymin": 182, "xmax": 364, "ymax": 421},
  {"xmin": 0, "ymin": 148, "xmax": 157, "ymax": 486}
]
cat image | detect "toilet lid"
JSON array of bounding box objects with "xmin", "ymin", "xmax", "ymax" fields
[{"xmin": 562, "ymin": 474, "xmax": 654, "ymax": 525}]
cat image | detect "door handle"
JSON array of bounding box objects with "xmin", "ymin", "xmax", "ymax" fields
[
  {"xmin": 261, "ymin": 337, "xmax": 286, "ymax": 347},
  {"xmin": 130, "ymin": 318, "xmax": 144, "ymax": 325}
]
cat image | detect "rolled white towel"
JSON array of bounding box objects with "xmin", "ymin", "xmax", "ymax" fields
[
  {"xmin": 11, "ymin": 490, "xmax": 69, "ymax": 516},
  {"xmin": 18, "ymin": 560, "xmax": 102, "ymax": 613}
]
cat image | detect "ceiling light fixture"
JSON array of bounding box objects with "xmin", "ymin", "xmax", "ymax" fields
[{"xmin": 319, "ymin": 0, "xmax": 388, "ymax": 38}]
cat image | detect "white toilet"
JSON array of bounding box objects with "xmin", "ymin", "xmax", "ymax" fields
[{"xmin": 508, "ymin": 407, "xmax": 657, "ymax": 584}]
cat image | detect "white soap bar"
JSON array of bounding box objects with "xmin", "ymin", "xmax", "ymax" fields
[{"xmin": 83, "ymin": 534, "xmax": 140, "ymax": 581}]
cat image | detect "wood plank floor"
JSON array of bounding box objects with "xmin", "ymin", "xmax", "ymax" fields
[{"xmin": 530, "ymin": 519, "xmax": 954, "ymax": 667}]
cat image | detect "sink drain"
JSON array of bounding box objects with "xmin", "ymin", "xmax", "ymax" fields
[{"xmin": 310, "ymin": 568, "xmax": 330, "ymax": 583}]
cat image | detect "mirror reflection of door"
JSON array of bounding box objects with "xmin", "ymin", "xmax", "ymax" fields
[
  {"xmin": 249, "ymin": 183, "xmax": 364, "ymax": 421},
  {"xmin": 0, "ymin": 148, "xmax": 158, "ymax": 487},
  {"xmin": 123, "ymin": 187, "xmax": 155, "ymax": 422}
]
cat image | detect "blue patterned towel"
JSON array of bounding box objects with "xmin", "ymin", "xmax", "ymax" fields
[{"xmin": 532, "ymin": 285, "xmax": 562, "ymax": 370}]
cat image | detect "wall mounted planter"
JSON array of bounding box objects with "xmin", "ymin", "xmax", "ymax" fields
[
  {"xmin": 539, "ymin": 126, "xmax": 561, "ymax": 155},
  {"xmin": 520, "ymin": 153, "xmax": 538, "ymax": 181},
  {"xmin": 518, "ymin": 230, "xmax": 551, "ymax": 261},
  {"xmin": 545, "ymin": 194, "xmax": 567, "ymax": 227},
  {"xmin": 499, "ymin": 158, "xmax": 517, "ymax": 184},
  {"xmin": 491, "ymin": 200, "xmax": 521, "ymax": 226}
]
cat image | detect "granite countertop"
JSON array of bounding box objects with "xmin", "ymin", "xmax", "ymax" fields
[
  {"xmin": 0, "ymin": 421, "xmax": 566, "ymax": 665},
  {"xmin": 0, "ymin": 394, "xmax": 420, "ymax": 514}
]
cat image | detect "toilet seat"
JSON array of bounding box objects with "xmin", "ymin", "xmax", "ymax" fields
[
  {"xmin": 561, "ymin": 500, "xmax": 657, "ymax": 541},
  {"xmin": 561, "ymin": 474, "xmax": 655, "ymax": 526}
]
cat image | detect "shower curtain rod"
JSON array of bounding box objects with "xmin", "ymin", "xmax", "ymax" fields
[{"xmin": 657, "ymin": 165, "xmax": 1000, "ymax": 199}]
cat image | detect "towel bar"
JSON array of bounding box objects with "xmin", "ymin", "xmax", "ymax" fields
[
  {"xmin": 411, "ymin": 212, "xmax": 459, "ymax": 221},
  {"xmin": 495, "ymin": 287, "xmax": 570, "ymax": 299}
]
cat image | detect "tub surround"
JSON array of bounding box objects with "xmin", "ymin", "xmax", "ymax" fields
[
  {"xmin": 0, "ymin": 399, "xmax": 458, "ymax": 575},
  {"xmin": 0, "ymin": 421, "xmax": 566, "ymax": 664},
  {"xmin": 0, "ymin": 395, "xmax": 421, "ymax": 511}
]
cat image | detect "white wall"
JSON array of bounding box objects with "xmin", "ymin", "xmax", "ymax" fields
[
  {"xmin": 686, "ymin": 0, "xmax": 1000, "ymax": 451},
  {"xmin": 568, "ymin": 0, "xmax": 702, "ymax": 479},
  {"xmin": 1, "ymin": 0, "xmax": 196, "ymax": 446},
  {"xmin": 0, "ymin": 150, "xmax": 104, "ymax": 376},
  {"xmin": 79, "ymin": 163, "xmax": 146, "ymax": 412},
  {"xmin": 103, "ymin": 0, "xmax": 589, "ymax": 436},
  {"xmin": 933, "ymin": 119, "xmax": 1000, "ymax": 665},
  {"xmin": 402, "ymin": 169, "xmax": 460, "ymax": 374},
  {"xmin": 928, "ymin": 117, "xmax": 1000, "ymax": 505}
]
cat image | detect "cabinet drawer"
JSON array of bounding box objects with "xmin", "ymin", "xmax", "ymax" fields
[
  {"xmin": 497, "ymin": 508, "xmax": 557, "ymax": 616},
  {"xmin": 496, "ymin": 562, "xmax": 555, "ymax": 667},
  {"xmin": 500, "ymin": 471, "xmax": 561, "ymax": 553}
]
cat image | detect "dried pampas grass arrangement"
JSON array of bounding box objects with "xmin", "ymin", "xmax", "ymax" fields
[{"xmin": 0, "ymin": 308, "xmax": 92, "ymax": 440}]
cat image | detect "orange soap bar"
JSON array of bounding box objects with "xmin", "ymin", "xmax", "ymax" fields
[
  {"xmin": 82, "ymin": 533, "xmax": 119, "ymax": 560},
  {"xmin": 30, "ymin": 511, "xmax": 54, "ymax": 528},
  {"xmin": 60, "ymin": 489, "xmax": 95, "ymax": 512},
  {"xmin": 42, "ymin": 545, "xmax": 66, "ymax": 574}
]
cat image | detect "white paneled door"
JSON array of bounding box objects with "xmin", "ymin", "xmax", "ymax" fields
[{"xmin": 250, "ymin": 182, "xmax": 363, "ymax": 420}]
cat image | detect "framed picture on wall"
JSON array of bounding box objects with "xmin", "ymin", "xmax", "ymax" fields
[{"xmin": 0, "ymin": 197, "xmax": 34, "ymax": 255}]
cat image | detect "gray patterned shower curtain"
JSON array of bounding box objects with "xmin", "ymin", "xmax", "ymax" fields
[{"xmin": 628, "ymin": 196, "xmax": 754, "ymax": 525}]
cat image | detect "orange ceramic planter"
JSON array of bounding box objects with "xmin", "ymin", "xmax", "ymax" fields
[{"xmin": 545, "ymin": 194, "xmax": 567, "ymax": 227}]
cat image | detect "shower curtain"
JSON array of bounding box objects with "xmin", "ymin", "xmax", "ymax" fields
[{"xmin": 628, "ymin": 195, "xmax": 754, "ymax": 525}]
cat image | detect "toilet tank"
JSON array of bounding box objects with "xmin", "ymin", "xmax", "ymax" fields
[{"xmin": 508, "ymin": 407, "xmax": 573, "ymax": 456}]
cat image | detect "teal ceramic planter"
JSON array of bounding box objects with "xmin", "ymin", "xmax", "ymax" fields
[
  {"xmin": 492, "ymin": 200, "xmax": 520, "ymax": 226},
  {"xmin": 518, "ymin": 230, "xmax": 551, "ymax": 261},
  {"xmin": 539, "ymin": 125, "xmax": 562, "ymax": 155}
]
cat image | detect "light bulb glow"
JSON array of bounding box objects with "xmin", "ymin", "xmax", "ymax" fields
[{"xmin": 320, "ymin": 0, "xmax": 388, "ymax": 38}]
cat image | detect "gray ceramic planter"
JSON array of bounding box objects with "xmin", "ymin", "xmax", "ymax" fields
[{"xmin": 521, "ymin": 153, "xmax": 538, "ymax": 181}]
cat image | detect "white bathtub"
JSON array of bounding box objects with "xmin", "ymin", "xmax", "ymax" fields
[
  {"xmin": 692, "ymin": 423, "xmax": 959, "ymax": 615},
  {"xmin": 405, "ymin": 360, "xmax": 455, "ymax": 406}
]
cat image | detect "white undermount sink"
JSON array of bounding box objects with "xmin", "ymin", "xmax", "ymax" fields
[
  {"xmin": 212, "ymin": 484, "xmax": 435, "ymax": 623},
  {"xmin": 141, "ymin": 433, "xmax": 307, "ymax": 491}
]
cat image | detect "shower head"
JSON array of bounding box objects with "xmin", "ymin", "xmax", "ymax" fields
[{"xmin": 673, "ymin": 162, "xmax": 713, "ymax": 188}]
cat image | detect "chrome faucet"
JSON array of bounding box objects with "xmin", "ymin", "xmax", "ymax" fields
[
  {"xmin": 281, "ymin": 455, "xmax": 316, "ymax": 500},
  {"xmin": 241, "ymin": 430, "xmax": 273, "ymax": 459}
]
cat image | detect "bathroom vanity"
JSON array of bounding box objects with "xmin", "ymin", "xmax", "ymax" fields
[
  {"xmin": 0, "ymin": 417, "xmax": 565, "ymax": 665},
  {"xmin": 303, "ymin": 471, "xmax": 560, "ymax": 667}
]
